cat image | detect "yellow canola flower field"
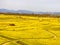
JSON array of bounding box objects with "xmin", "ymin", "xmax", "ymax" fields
[{"xmin": 0, "ymin": 14, "xmax": 60, "ymax": 45}]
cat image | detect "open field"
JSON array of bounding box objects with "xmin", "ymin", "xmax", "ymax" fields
[{"xmin": 0, "ymin": 13, "xmax": 60, "ymax": 45}]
